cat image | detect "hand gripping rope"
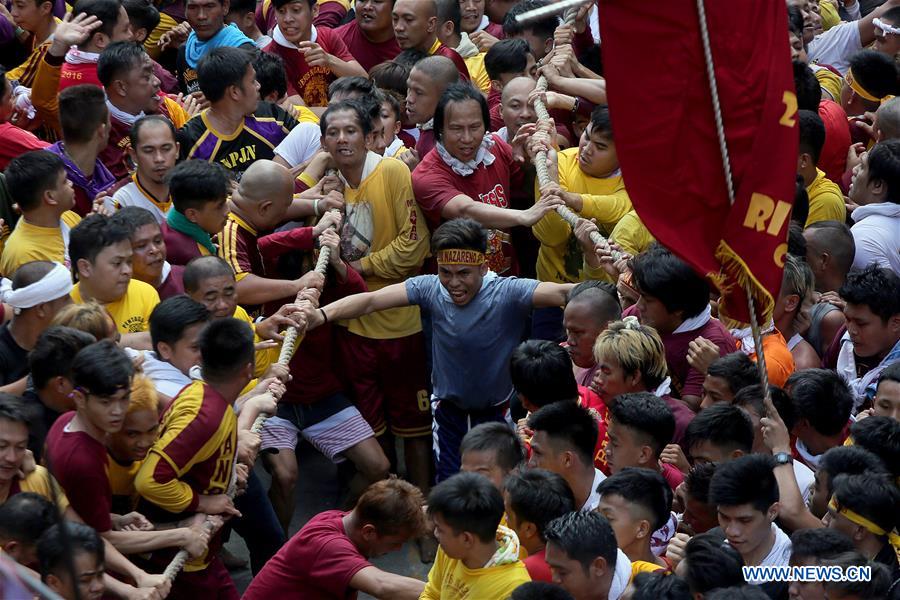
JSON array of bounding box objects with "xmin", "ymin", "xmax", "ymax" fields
[
  {"xmin": 163, "ymin": 200, "xmax": 341, "ymax": 582},
  {"xmin": 523, "ymin": 0, "xmax": 622, "ymax": 262}
]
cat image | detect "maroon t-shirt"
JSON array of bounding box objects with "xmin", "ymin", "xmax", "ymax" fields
[
  {"xmin": 45, "ymin": 411, "xmax": 113, "ymax": 532},
  {"xmin": 412, "ymin": 133, "xmax": 521, "ymax": 274},
  {"xmin": 662, "ymin": 395, "xmax": 695, "ymax": 447},
  {"xmin": 818, "ymin": 99, "xmax": 851, "ymax": 185},
  {"xmin": 161, "ymin": 222, "xmax": 207, "ymax": 267},
  {"xmin": 264, "ymin": 27, "xmax": 357, "ymax": 107},
  {"xmin": 242, "ymin": 510, "xmax": 372, "ymax": 600},
  {"xmin": 334, "ymin": 20, "xmax": 401, "ymax": 72},
  {"xmin": 157, "ymin": 264, "xmax": 185, "ymax": 300}
]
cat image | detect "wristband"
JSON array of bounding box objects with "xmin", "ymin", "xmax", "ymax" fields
[
  {"xmin": 313, "ymin": 198, "xmax": 321, "ymax": 218},
  {"xmin": 319, "ymin": 308, "xmax": 328, "ymax": 324}
]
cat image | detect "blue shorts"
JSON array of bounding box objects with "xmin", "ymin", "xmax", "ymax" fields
[{"xmin": 431, "ymin": 398, "xmax": 511, "ymax": 482}]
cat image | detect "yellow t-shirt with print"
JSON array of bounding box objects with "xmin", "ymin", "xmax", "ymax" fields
[
  {"xmin": 12, "ymin": 466, "xmax": 70, "ymax": 513},
  {"xmin": 343, "ymin": 155, "xmax": 430, "ymax": 340},
  {"xmin": 532, "ymin": 147, "xmax": 631, "ymax": 283},
  {"xmin": 72, "ymin": 279, "xmax": 160, "ymax": 334},
  {"xmin": 420, "ymin": 547, "xmax": 532, "ymax": 600},
  {"xmin": 805, "ymin": 168, "xmax": 846, "ymax": 226},
  {"xmin": 0, "ymin": 211, "xmax": 81, "ymax": 277},
  {"xmin": 464, "ymin": 53, "xmax": 492, "ymax": 94}
]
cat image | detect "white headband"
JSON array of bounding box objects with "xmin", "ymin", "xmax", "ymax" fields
[
  {"xmin": 874, "ymin": 18, "xmax": 900, "ymax": 36},
  {"xmin": 1, "ymin": 263, "xmax": 73, "ymax": 312}
]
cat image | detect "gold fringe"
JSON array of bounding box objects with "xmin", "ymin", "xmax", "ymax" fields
[{"xmin": 712, "ymin": 240, "xmax": 776, "ymax": 329}]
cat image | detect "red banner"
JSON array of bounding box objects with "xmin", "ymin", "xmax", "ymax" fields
[{"xmin": 598, "ymin": 0, "xmax": 798, "ymax": 325}]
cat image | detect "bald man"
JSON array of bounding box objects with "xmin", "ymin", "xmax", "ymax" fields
[
  {"xmin": 393, "ymin": 0, "xmax": 471, "ymax": 80},
  {"xmin": 406, "ymin": 55, "xmax": 461, "ymax": 156},
  {"xmin": 563, "ymin": 282, "xmax": 622, "ymax": 387},
  {"xmin": 219, "ymin": 160, "xmax": 343, "ymax": 314},
  {"xmin": 498, "ymin": 76, "xmax": 537, "ymax": 142},
  {"xmin": 803, "ymin": 220, "xmax": 854, "ymax": 357}
]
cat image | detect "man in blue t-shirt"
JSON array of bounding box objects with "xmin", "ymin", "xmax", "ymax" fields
[{"xmin": 307, "ymin": 218, "xmax": 574, "ymax": 480}]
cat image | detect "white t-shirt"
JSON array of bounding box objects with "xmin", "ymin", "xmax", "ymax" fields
[
  {"xmin": 274, "ymin": 121, "xmax": 322, "ymax": 168},
  {"xmin": 794, "ymin": 460, "xmax": 816, "ymax": 504},
  {"xmin": 580, "ymin": 468, "xmax": 607, "ymax": 512},
  {"xmin": 851, "ymin": 203, "xmax": 900, "ymax": 276},
  {"xmin": 808, "ymin": 20, "xmax": 861, "ymax": 74},
  {"xmin": 125, "ymin": 348, "xmax": 192, "ymax": 398},
  {"xmin": 110, "ymin": 181, "xmax": 169, "ymax": 224}
]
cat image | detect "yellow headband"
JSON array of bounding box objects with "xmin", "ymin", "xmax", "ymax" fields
[
  {"xmin": 828, "ymin": 497, "xmax": 900, "ymax": 561},
  {"xmin": 436, "ymin": 249, "xmax": 485, "ymax": 266},
  {"xmin": 845, "ymin": 69, "xmax": 881, "ymax": 103}
]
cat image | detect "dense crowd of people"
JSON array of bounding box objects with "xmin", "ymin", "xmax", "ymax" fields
[{"xmin": 0, "ymin": 0, "xmax": 898, "ymax": 598}]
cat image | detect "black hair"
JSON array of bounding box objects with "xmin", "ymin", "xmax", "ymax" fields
[
  {"xmin": 0, "ymin": 493, "xmax": 57, "ymax": 548},
  {"xmin": 865, "ymin": 138, "xmax": 900, "ymax": 204},
  {"xmin": 510, "ymin": 340, "xmax": 578, "ymax": 407},
  {"xmin": 793, "ymin": 60, "xmax": 821, "ymax": 111},
  {"xmin": 197, "ymin": 46, "xmax": 254, "ymax": 103},
  {"xmin": 97, "ymin": 41, "xmax": 147, "ymax": 87},
  {"xmin": 568, "ymin": 279, "xmax": 620, "ymax": 310},
  {"xmin": 684, "ymin": 462, "xmax": 717, "ymax": 505},
  {"xmin": 183, "ymin": 255, "xmax": 235, "ymax": 293},
  {"xmin": 72, "ymin": 339, "xmax": 134, "ymax": 397},
  {"xmin": 199, "ymin": 317, "xmax": 254, "ymax": 382},
  {"xmin": 706, "ymin": 352, "xmax": 759, "ymax": 397},
  {"xmin": 226, "ymin": 0, "xmax": 255, "ymax": 15},
  {"xmin": 380, "ymin": 88, "xmax": 403, "ymax": 123},
  {"xmin": 684, "ymin": 404, "xmax": 754, "ymax": 457},
  {"xmin": 149, "ymin": 295, "xmax": 211, "ymax": 356},
  {"xmin": 130, "ymin": 114, "xmax": 177, "ymax": 147},
  {"xmin": 72, "ymin": 0, "xmax": 123, "ymax": 40},
  {"xmin": 168, "ymin": 159, "xmax": 230, "ymax": 213},
  {"xmin": 839, "ymin": 263, "xmax": 900, "ymax": 321},
  {"xmin": 435, "ymin": 0, "xmax": 461, "ymax": 33},
  {"xmin": 110, "ymin": 205, "xmax": 159, "ymax": 237},
  {"xmin": 544, "ymin": 511, "xmax": 618, "ymax": 572},
  {"xmin": 631, "ymin": 572, "xmax": 692, "ymax": 600},
  {"xmin": 791, "ymin": 175, "xmax": 810, "ymax": 227},
  {"xmin": 787, "ymin": 369, "xmax": 853, "ymax": 437},
  {"xmin": 4, "ymin": 151, "xmax": 66, "ymax": 213},
  {"xmin": 369, "ymin": 61, "xmax": 412, "ymax": 97},
  {"xmin": 0, "ymin": 394, "xmax": 30, "ymax": 428},
  {"xmin": 504, "ymin": 469, "xmax": 575, "ymax": 541},
  {"xmin": 123, "ymin": 0, "xmax": 160, "ymax": 35},
  {"xmin": 29, "ymin": 326, "xmax": 97, "ymax": 390},
  {"xmin": 37, "ymin": 522, "xmax": 104, "ymax": 582},
  {"xmin": 328, "ymin": 75, "xmax": 375, "ymax": 101},
  {"xmin": 798, "ymin": 108, "xmax": 826, "ymax": 165},
  {"xmin": 849, "ymin": 416, "xmax": 900, "ymax": 479},
  {"xmin": 877, "ymin": 359, "xmax": 900, "ymax": 388},
  {"xmin": 733, "ymin": 384, "xmax": 797, "ymax": 432},
  {"xmin": 459, "ymin": 422, "xmax": 525, "ymax": 473},
  {"xmin": 431, "ymin": 218, "xmax": 488, "ymax": 254},
  {"xmin": 503, "ymin": 0, "xmax": 557, "ymax": 41},
  {"xmin": 682, "ymin": 532, "xmax": 745, "ymax": 595},
  {"xmin": 393, "ymin": 48, "xmax": 429, "ymax": 69},
  {"xmin": 805, "ymin": 220, "xmax": 856, "ymax": 276},
  {"xmin": 271, "ymin": 0, "xmax": 315, "ymax": 9},
  {"xmin": 510, "ymin": 582, "xmax": 574, "ymax": 600},
  {"xmin": 253, "ymin": 52, "xmax": 288, "ymax": 100},
  {"xmin": 788, "ymin": 220, "xmax": 807, "ymax": 258},
  {"xmin": 608, "ymin": 392, "xmax": 675, "ymax": 459},
  {"xmin": 433, "ymin": 83, "xmax": 490, "ymax": 142},
  {"xmin": 708, "ymin": 454, "xmax": 778, "ymax": 513},
  {"xmin": 69, "ymin": 214, "xmax": 133, "ymax": 271},
  {"xmin": 527, "ymin": 401, "xmax": 598, "ymax": 466},
  {"xmin": 831, "ymin": 472, "xmax": 900, "ymax": 536},
  {"xmin": 819, "ymin": 446, "xmax": 889, "ymax": 501},
  {"xmin": 630, "ymin": 244, "xmax": 710, "ymax": 319},
  {"xmin": 427, "ymin": 472, "xmax": 504, "ymax": 543},
  {"xmin": 821, "ymin": 552, "xmax": 892, "ymax": 599},
  {"xmin": 58, "ymin": 84, "xmax": 109, "ymax": 145},
  {"xmin": 319, "ymin": 99, "xmax": 374, "ymax": 137},
  {"xmin": 847, "ymin": 49, "xmax": 899, "ymax": 102},
  {"xmin": 596, "ymin": 467, "xmax": 673, "ymax": 531},
  {"xmin": 484, "ymin": 38, "xmax": 532, "ymax": 82},
  {"xmin": 705, "ymin": 588, "xmax": 769, "ymax": 600},
  {"xmin": 588, "ymin": 105, "xmax": 612, "ymax": 138},
  {"xmin": 790, "ymin": 527, "xmax": 855, "ymax": 563},
  {"xmin": 787, "ymin": 5, "xmax": 803, "ymax": 36}
]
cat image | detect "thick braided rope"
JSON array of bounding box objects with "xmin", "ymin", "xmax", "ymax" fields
[
  {"xmin": 695, "ymin": 0, "xmax": 770, "ymax": 395},
  {"xmin": 531, "ymin": 2, "xmax": 621, "ymax": 261},
  {"xmin": 163, "ymin": 198, "xmax": 341, "ymax": 581}
]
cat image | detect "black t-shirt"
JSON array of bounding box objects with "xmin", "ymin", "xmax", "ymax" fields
[
  {"xmin": 0, "ymin": 323, "xmax": 29, "ymax": 386},
  {"xmin": 20, "ymin": 387, "xmax": 63, "ymax": 463},
  {"xmin": 175, "ymin": 41, "xmax": 258, "ymax": 95}
]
